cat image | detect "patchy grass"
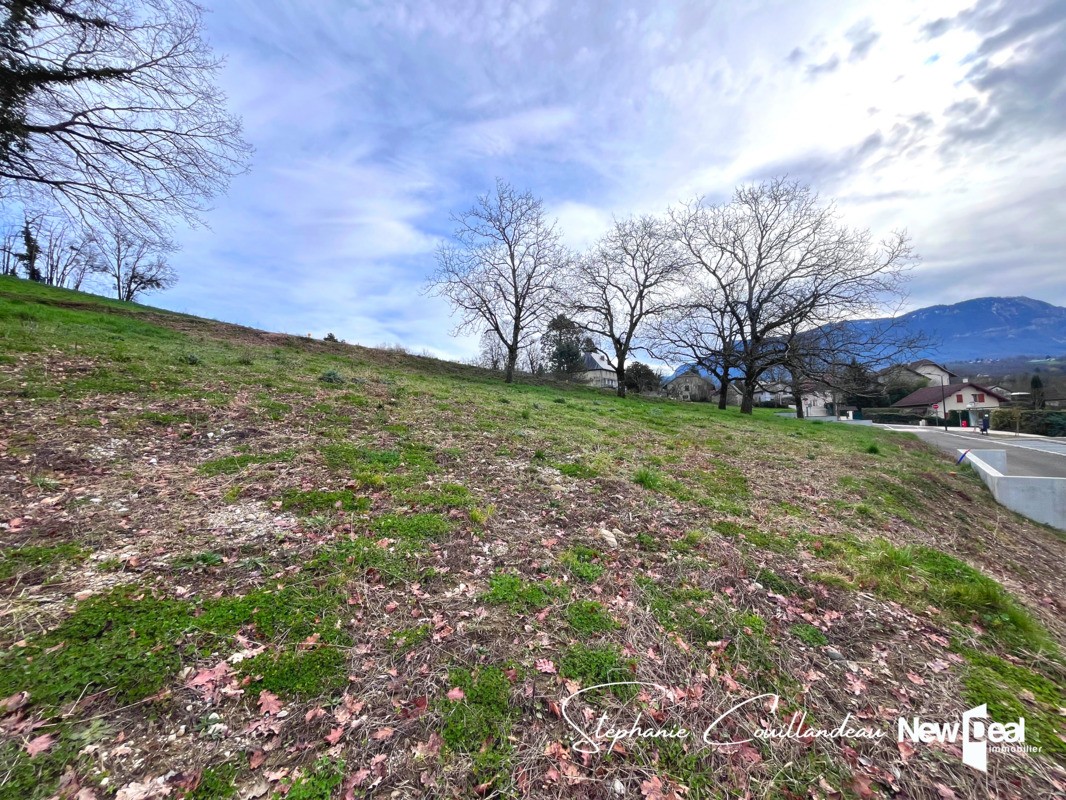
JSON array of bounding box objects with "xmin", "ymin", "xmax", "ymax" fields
[
  {"xmin": 565, "ymin": 600, "xmax": 617, "ymax": 634},
  {"xmin": 483, "ymin": 571, "xmax": 569, "ymax": 611},
  {"xmin": 441, "ymin": 666, "xmax": 516, "ymax": 782},
  {"xmin": 0, "ymin": 542, "xmax": 86, "ymax": 581},
  {"xmin": 197, "ymin": 449, "xmax": 295, "ymax": 476},
  {"xmin": 278, "ymin": 488, "xmax": 370, "ymax": 514},
  {"xmin": 2, "ymin": 277, "xmax": 1064, "ymax": 799}
]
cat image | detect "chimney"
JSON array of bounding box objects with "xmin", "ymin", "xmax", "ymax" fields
[{"xmin": 962, "ymin": 377, "xmax": 969, "ymax": 383}]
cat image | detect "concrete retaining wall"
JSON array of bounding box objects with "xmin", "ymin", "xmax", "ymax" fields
[{"xmin": 959, "ymin": 449, "xmax": 1066, "ymax": 531}]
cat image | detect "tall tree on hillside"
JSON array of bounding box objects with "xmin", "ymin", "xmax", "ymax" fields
[
  {"xmin": 0, "ymin": 0, "xmax": 251, "ymax": 234},
  {"xmin": 16, "ymin": 217, "xmax": 41, "ymax": 281},
  {"xmin": 1031, "ymin": 374, "xmax": 1045, "ymax": 409},
  {"xmin": 94, "ymin": 222, "xmax": 176, "ymax": 302},
  {"xmin": 669, "ymin": 177, "xmax": 916, "ymax": 413},
  {"xmin": 567, "ymin": 215, "xmax": 686, "ymax": 397},
  {"xmin": 540, "ymin": 314, "xmax": 585, "ymax": 379},
  {"xmin": 428, "ymin": 180, "xmax": 568, "ymax": 383},
  {"xmin": 624, "ymin": 362, "xmax": 661, "ymax": 394}
]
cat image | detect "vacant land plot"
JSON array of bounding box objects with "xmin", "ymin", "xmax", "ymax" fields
[{"xmin": 1, "ymin": 276, "xmax": 1063, "ymax": 799}]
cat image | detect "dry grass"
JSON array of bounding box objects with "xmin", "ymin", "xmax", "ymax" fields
[{"xmin": 1, "ymin": 276, "xmax": 1064, "ymax": 799}]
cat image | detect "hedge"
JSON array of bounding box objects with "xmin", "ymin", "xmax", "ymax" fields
[
  {"xmin": 990, "ymin": 409, "xmax": 1066, "ymax": 437},
  {"xmin": 863, "ymin": 408, "xmax": 926, "ymax": 425}
]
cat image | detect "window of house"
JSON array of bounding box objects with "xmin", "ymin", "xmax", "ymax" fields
[
  {"xmin": 976, "ymin": 393, "xmax": 985, "ymax": 403},
  {"xmin": 955, "ymin": 394, "xmax": 964, "ymax": 403}
]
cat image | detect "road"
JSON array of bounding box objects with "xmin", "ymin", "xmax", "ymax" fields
[{"xmin": 883, "ymin": 426, "xmax": 1066, "ymax": 477}]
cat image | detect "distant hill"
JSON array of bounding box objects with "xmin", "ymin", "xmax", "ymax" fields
[{"xmin": 848, "ymin": 296, "xmax": 1066, "ymax": 362}]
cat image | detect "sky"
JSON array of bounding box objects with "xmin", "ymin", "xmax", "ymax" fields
[{"xmin": 158, "ymin": 0, "xmax": 1066, "ymax": 361}]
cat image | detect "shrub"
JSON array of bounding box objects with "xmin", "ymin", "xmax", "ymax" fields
[
  {"xmin": 991, "ymin": 408, "xmax": 1066, "ymax": 437},
  {"xmin": 318, "ymin": 370, "xmax": 345, "ymax": 385},
  {"xmin": 179, "ymin": 353, "xmax": 202, "ymax": 365}
]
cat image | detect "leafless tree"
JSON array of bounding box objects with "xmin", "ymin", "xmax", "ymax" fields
[
  {"xmin": 566, "ymin": 215, "xmax": 686, "ymax": 397},
  {"xmin": 475, "ymin": 328, "xmax": 507, "ymax": 372},
  {"xmin": 769, "ymin": 314, "xmax": 930, "ymax": 417},
  {"xmin": 669, "ymin": 177, "xmax": 916, "ymax": 413},
  {"xmin": 94, "ymin": 221, "xmax": 176, "ymax": 302},
  {"xmin": 0, "ymin": 0, "xmax": 251, "ymax": 234},
  {"xmin": 38, "ymin": 217, "xmax": 101, "ymax": 288},
  {"xmin": 0, "ymin": 224, "xmax": 18, "ymax": 275},
  {"xmin": 647, "ymin": 291, "xmax": 740, "ymax": 410},
  {"xmin": 427, "ymin": 180, "xmax": 568, "ymax": 383}
]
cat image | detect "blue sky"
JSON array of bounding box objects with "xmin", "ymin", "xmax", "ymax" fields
[{"xmin": 158, "ymin": 0, "xmax": 1066, "ymax": 360}]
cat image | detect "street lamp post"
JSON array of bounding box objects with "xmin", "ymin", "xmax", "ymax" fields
[{"xmin": 941, "ymin": 374, "xmax": 949, "ymax": 431}]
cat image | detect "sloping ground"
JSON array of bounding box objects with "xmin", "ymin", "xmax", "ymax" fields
[{"xmin": 0, "ymin": 276, "xmax": 1063, "ymax": 800}]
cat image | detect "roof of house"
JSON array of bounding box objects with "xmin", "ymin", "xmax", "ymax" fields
[
  {"xmin": 580, "ymin": 352, "xmax": 613, "ymax": 372},
  {"xmin": 664, "ymin": 368, "xmax": 716, "ymax": 387},
  {"xmin": 892, "ymin": 382, "xmax": 1010, "ymax": 407},
  {"xmin": 877, "ymin": 364, "xmax": 927, "ymax": 380},
  {"xmin": 908, "ymin": 359, "xmax": 958, "ymax": 378}
]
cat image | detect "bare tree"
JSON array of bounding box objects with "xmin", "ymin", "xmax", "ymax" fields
[
  {"xmin": 0, "ymin": 223, "xmax": 18, "ymax": 275},
  {"xmin": 94, "ymin": 222, "xmax": 176, "ymax": 302},
  {"xmin": 647, "ymin": 283, "xmax": 741, "ymax": 410},
  {"xmin": 427, "ymin": 180, "xmax": 568, "ymax": 383},
  {"xmin": 475, "ymin": 328, "xmax": 507, "ymax": 372},
  {"xmin": 567, "ymin": 215, "xmax": 686, "ymax": 397},
  {"xmin": 0, "ymin": 0, "xmax": 251, "ymax": 234},
  {"xmin": 669, "ymin": 177, "xmax": 916, "ymax": 414},
  {"xmin": 38, "ymin": 217, "xmax": 101, "ymax": 288},
  {"xmin": 771, "ymin": 315, "xmax": 930, "ymax": 417}
]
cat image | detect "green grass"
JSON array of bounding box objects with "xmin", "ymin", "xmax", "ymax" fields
[
  {"xmin": 565, "ymin": 600, "xmax": 617, "ymax": 634},
  {"xmin": 559, "ymin": 545, "xmax": 605, "ymax": 583},
  {"xmin": 240, "ymin": 646, "xmax": 348, "ymax": 698},
  {"xmin": 558, "ymin": 644, "xmax": 636, "ymax": 698},
  {"xmin": 0, "ymin": 542, "xmax": 86, "ymax": 580},
  {"xmin": 845, "ymin": 541, "xmax": 1049, "ymax": 653},
  {"xmin": 279, "ymin": 488, "xmax": 370, "ymax": 514},
  {"xmin": 441, "ymin": 666, "xmax": 516, "ymax": 783},
  {"xmin": 790, "ymin": 623, "xmax": 829, "ymax": 647},
  {"xmin": 483, "ymin": 571, "xmax": 569, "ymax": 611},
  {"xmin": 197, "ymin": 449, "xmax": 295, "ymax": 476}
]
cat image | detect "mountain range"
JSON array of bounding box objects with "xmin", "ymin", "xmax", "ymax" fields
[
  {"xmin": 848, "ymin": 296, "xmax": 1066, "ymax": 362},
  {"xmin": 662, "ymin": 297, "xmax": 1066, "ymax": 381}
]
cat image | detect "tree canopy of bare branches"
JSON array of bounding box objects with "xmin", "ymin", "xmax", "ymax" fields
[
  {"xmin": 0, "ymin": 0, "xmax": 251, "ymax": 233},
  {"xmin": 427, "ymin": 179, "xmax": 568, "ymax": 383},
  {"xmin": 669, "ymin": 177, "xmax": 916, "ymax": 413},
  {"xmin": 566, "ymin": 215, "xmax": 686, "ymax": 397},
  {"xmin": 94, "ymin": 220, "xmax": 175, "ymax": 301}
]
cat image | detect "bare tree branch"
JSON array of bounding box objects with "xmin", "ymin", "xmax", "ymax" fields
[{"xmin": 425, "ymin": 179, "xmax": 568, "ymax": 383}]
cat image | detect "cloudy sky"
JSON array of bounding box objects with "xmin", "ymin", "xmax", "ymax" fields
[{"xmin": 160, "ymin": 0, "xmax": 1066, "ymax": 360}]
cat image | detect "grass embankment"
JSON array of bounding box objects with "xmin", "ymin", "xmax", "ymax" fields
[{"xmin": 1, "ymin": 275, "xmax": 1063, "ymax": 799}]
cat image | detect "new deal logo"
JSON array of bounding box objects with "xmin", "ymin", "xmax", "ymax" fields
[{"xmin": 898, "ymin": 704, "xmax": 1035, "ymax": 771}]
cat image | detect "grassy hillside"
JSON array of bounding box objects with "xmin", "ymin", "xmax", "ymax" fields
[{"xmin": 1, "ymin": 275, "xmax": 1063, "ymax": 800}]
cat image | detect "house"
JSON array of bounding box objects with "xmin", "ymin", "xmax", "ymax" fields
[
  {"xmin": 907, "ymin": 359, "xmax": 959, "ymax": 385},
  {"xmin": 664, "ymin": 368, "xmax": 716, "ymax": 402},
  {"xmin": 892, "ymin": 381, "xmax": 1009, "ymax": 425},
  {"xmin": 577, "ymin": 351, "xmax": 617, "ymax": 390}
]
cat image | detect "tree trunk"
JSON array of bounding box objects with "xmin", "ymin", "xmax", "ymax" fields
[
  {"xmin": 740, "ymin": 383, "xmax": 755, "ymax": 414},
  {"xmin": 792, "ymin": 388, "xmax": 804, "ymax": 418},
  {"xmin": 718, "ymin": 375, "xmax": 730, "ymax": 409},
  {"xmin": 504, "ymin": 347, "xmax": 518, "ymax": 384}
]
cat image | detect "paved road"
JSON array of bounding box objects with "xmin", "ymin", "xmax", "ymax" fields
[{"xmin": 883, "ymin": 426, "xmax": 1066, "ymax": 477}]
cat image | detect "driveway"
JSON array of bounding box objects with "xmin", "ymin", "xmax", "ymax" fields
[{"xmin": 882, "ymin": 426, "xmax": 1066, "ymax": 477}]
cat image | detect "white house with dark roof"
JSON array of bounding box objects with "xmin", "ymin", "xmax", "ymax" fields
[{"xmin": 577, "ymin": 351, "xmax": 617, "ymax": 390}]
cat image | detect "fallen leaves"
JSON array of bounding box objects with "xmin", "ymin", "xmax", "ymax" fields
[
  {"xmin": 445, "ymin": 687, "xmax": 465, "ymax": 701},
  {"xmin": 257, "ymin": 690, "xmax": 283, "ymax": 715},
  {"xmin": 535, "ymin": 658, "xmax": 557, "ymax": 674},
  {"xmin": 26, "ymin": 733, "xmax": 54, "ymax": 757}
]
